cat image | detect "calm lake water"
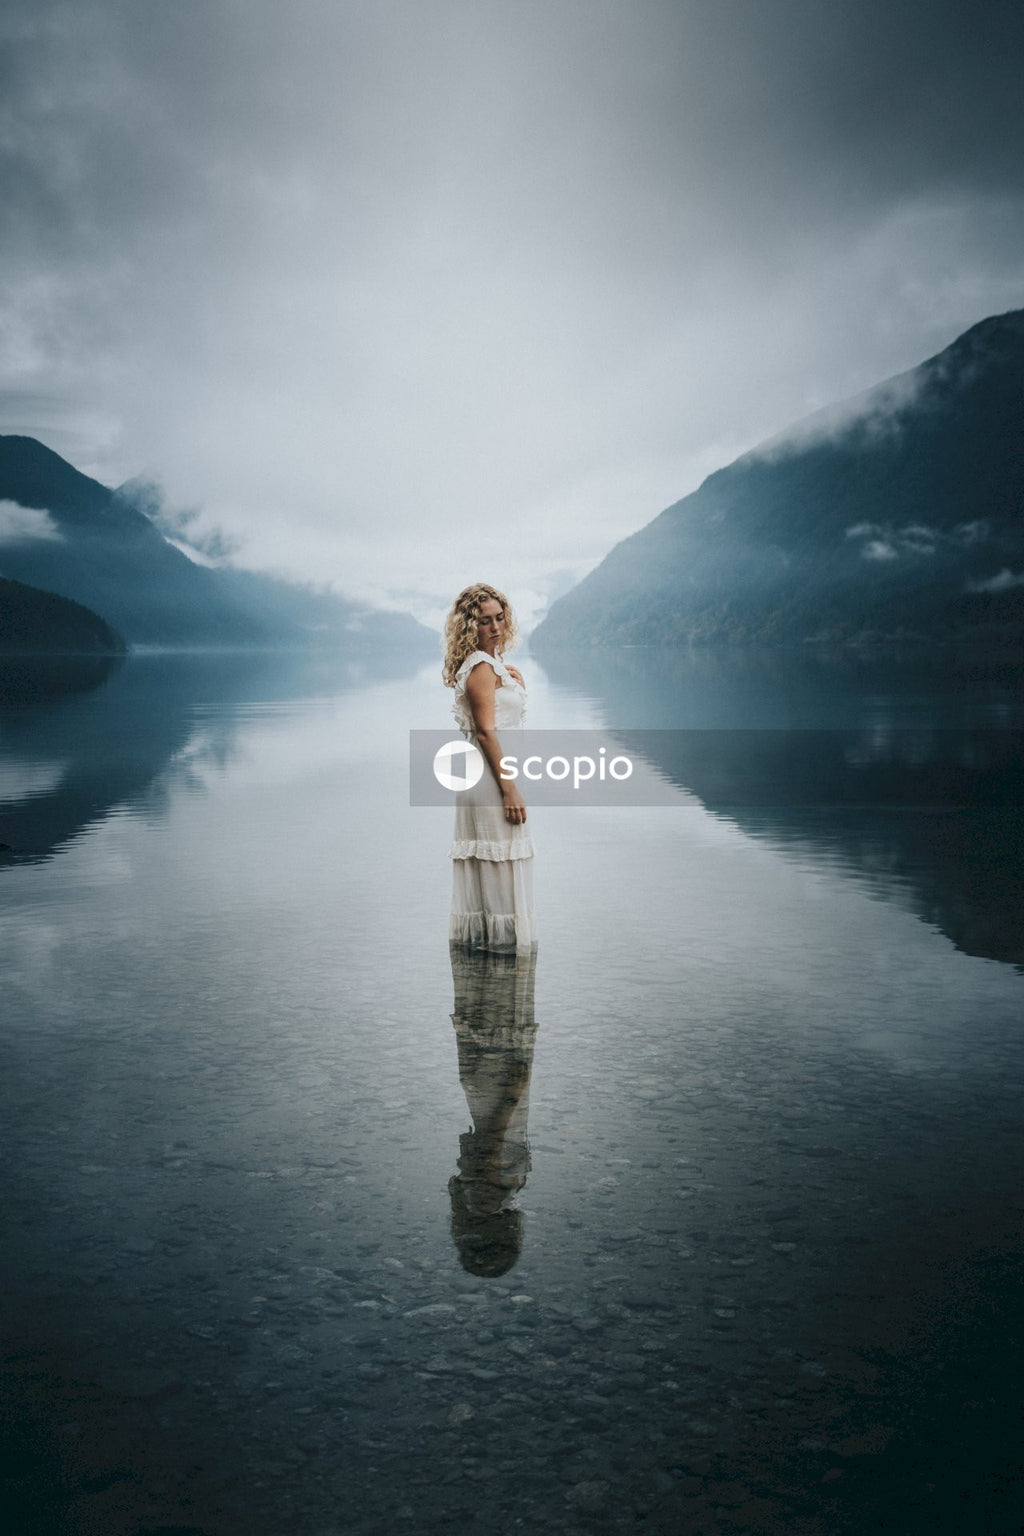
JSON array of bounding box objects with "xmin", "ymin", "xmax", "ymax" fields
[{"xmin": 2, "ymin": 645, "xmax": 1023, "ymax": 1536}]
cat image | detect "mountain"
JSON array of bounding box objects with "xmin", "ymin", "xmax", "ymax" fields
[
  {"xmin": 0, "ymin": 435, "xmax": 264, "ymax": 645},
  {"xmin": 533, "ymin": 310, "xmax": 1024, "ymax": 648},
  {"xmin": 0, "ymin": 435, "xmax": 435, "ymax": 651},
  {"xmin": 0, "ymin": 575, "xmax": 125, "ymax": 655}
]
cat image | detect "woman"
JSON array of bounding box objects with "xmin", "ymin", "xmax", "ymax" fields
[{"xmin": 443, "ymin": 583, "xmax": 536, "ymax": 953}]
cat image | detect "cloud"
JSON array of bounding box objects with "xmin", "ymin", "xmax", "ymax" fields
[
  {"xmin": 115, "ymin": 478, "xmax": 240, "ymax": 562},
  {"xmin": 846, "ymin": 520, "xmax": 992, "ymax": 562},
  {"xmin": 846, "ymin": 523, "xmax": 918, "ymax": 560},
  {"xmin": 967, "ymin": 568, "xmax": 1024, "ymax": 593},
  {"xmin": 756, "ymin": 366, "xmax": 930, "ymax": 461},
  {"xmin": 1, "ymin": 1, "xmax": 1023, "ymax": 608},
  {"xmin": 0, "ymin": 499, "xmax": 62, "ymax": 543}
]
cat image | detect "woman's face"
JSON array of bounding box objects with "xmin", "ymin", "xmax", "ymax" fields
[{"xmin": 475, "ymin": 598, "xmax": 505, "ymax": 653}]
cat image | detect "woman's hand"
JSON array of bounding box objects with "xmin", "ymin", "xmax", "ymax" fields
[
  {"xmin": 505, "ymin": 664, "xmax": 525, "ymax": 688},
  {"xmin": 502, "ymin": 782, "xmax": 528, "ymax": 825}
]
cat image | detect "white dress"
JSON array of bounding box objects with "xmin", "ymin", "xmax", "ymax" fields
[{"xmin": 449, "ymin": 650, "xmax": 537, "ymax": 953}]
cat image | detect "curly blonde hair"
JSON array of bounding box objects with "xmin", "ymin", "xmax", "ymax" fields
[{"xmin": 443, "ymin": 583, "xmax": 518, "ymax": 687}]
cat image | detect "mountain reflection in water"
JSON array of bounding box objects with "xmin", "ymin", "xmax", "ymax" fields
[
  {"xmin": 537, "ymin": 644, "xmax": 1024, "ymax": 968},
  {"xmin": 0, "ymin": 648, "xmax": 400, "ymax": 868}
]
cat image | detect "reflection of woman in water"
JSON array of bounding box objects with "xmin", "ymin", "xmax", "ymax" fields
[
  {"xmin": 443, "ymin": 583, "xmax": 536, "ymax": 953},
  {"xmin": 448, "ymin": 945, "xmax": 539, "ymax": 1277}
]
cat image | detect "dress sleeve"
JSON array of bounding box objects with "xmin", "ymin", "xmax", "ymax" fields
[
  {"xmin": 452, "ymin": 652, "xmax": 510, "ymax": 732},
  {"xmin": 454, "ymin": 651, "xmax": 506, "ymax": 689}
]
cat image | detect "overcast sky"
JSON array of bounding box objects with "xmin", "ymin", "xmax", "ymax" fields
[{"xmin": 2, "ymin": 0, "xmax": 1023, "ymax": 628}]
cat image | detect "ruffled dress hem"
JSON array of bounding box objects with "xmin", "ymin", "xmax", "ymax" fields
[
  {"xmin": 449, "ymin": 838, "xmax": 535, "ymax": 861},
  {"xmin": 449, "ymin": 909, "xmax": 538, "ymax": 954}
]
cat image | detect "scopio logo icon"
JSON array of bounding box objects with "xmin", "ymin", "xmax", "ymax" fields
[{"xmin": 433, "ymin": 739, "xmax": 485, "ymax": 792}]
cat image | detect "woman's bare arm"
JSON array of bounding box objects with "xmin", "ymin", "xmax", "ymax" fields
[{"xmin": 465, "ymin": 663, "xmax": 527, "ymax": 824}]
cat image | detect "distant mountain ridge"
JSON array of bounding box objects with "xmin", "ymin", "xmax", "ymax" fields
[
  {"xmin": 0, "ymin": 435, "xmax": 434, "ymax": 650},
  {"xmin": 533, "ymin": 310, "xmax": 1024, "ymax": 648}
]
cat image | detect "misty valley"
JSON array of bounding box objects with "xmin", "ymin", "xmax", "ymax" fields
[{"xmin": 4, "ymin": 0, "xmax": 1024, "ymax": 1528}]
